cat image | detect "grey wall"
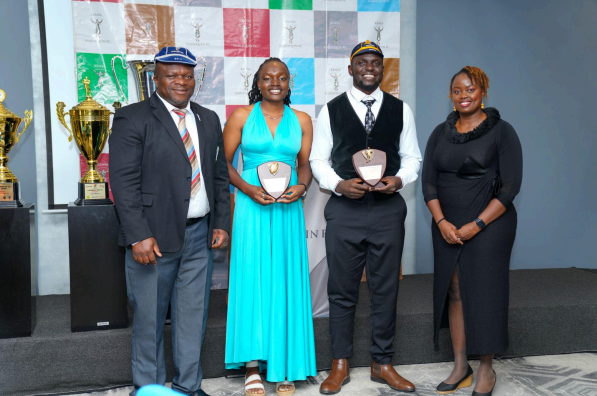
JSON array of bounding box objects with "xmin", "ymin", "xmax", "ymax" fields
[
  {"xmin": 0, "ymin": 0, "xmax": 36, "ymax": 204},
  {"xmin": 415, "ymin": 0, "xmax": 597, "ymax": 273}
]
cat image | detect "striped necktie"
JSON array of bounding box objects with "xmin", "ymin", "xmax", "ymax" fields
[{"xmin": 172, "ymin": 109, "xmax": 201, "ymax": 196}]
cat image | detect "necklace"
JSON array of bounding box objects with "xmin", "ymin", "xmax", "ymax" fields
[{"xmin": 262, "ymin": 111, "xmax": 284, "ymax": 120}]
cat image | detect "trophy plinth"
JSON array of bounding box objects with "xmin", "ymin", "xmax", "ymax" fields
[
  {"xmin": 0, "ymin": 88, "xmax": 33, "ymax": 208},
  {"xmin": 56, "ymin": 77, "xmax": 120, "ymax": 206}
]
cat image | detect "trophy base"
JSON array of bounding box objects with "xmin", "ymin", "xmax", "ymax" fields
[
  {"xmin": 75, "ymin": 182, "xmax": 113, "ymax": 206},
  {"xmin": 0, "ymin": 182, "xmax": 25, "ymax": 208}
]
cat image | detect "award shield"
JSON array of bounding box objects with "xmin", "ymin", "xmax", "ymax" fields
[
  {"xmin": 352, "ymin": 148, "xmax": 387, "ymax": 188},
  {"xmin": 56, "ymin": 77, "xmax": 121, "ymax": 205},
  {"xmin": 257, "ymin": 161, "xmax": 292, "ymax": 200},
  {"xmin": 112, "ymin": 56, "xmax": 207, "ymax": 105},
  {"xmin": 0, "ymin": 89, "xmax": 33, "ymax": 207}
]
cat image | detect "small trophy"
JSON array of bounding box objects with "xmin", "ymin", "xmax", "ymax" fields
[
  {"xmin": 257, "ymin": 161, "xmax": 292, "ymax": 200},
  {"xmin": 56, "ymin": 77, "xmax": 121, "ymax": 205},
  {"xmin": 352, "ymin": 148, "xmax": 387, "ymax": 188},
  {"xmin": 0, "ymin": 89, "xmax": 33, "ymax": 208}
]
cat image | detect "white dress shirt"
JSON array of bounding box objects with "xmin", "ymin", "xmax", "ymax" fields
[
  {"xmin": 310, "ymin": 86, "xmax": 422, "ymax": 195},
  {"xmin": 157, "ymin": 93, "xmax": 210, "ymax": 219}
]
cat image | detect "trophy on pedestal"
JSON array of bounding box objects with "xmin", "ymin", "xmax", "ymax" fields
[
  {"xmin": 0, "ymin": 89, "xmax": 33, "ymax": 208},
  {"xmin": 56, "ymin": 77, "xmax": 120, "ymax": 205},
  {"xmin": 111, "ymin": 55, "xmax": 207, "ymax": 104}
]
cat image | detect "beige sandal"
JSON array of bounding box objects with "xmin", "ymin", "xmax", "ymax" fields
[
  {"xmin": 245, "ymin": 373, "xmax": 265, "ymax": 395},
  {"xmin": 276, "ymin": 380, "xmax": 295, "ymax": 396}
]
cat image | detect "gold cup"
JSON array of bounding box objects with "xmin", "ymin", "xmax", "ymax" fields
[
  {"xmin": 0, "ymin": 89, "xmax": 33, "ymax": 183},
  {"xmin": 0, "ymin": 89, "xmax": 32, "ymax": 206},
  {"xmin": 56, "ymin": 77, "xmax": 120, "ymax": 204}
]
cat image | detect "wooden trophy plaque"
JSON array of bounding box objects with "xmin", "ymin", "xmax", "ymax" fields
[
  {"xmin": 257, "ymin": 161, "xmax": 292, "ymax": 200},
  {"xmin": 352, "ymin": 148, "xmax": 387, "ymax": 188}
]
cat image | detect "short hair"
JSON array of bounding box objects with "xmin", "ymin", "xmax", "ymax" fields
[
  {"xmin": 449, "ymin": 66, "xmax": 489, "ymax": 99},
  {"xmin": 248, "ymin": 58, "xmax": 291, "ymax": 106}
]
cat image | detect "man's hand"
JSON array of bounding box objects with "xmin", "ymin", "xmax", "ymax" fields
[
  {"xmin": 370, "ymin": 176, "xmax": 403, "ymax": 194},
  {"xmin": 335, "ymin": 178, "xmax": 370, "ymax": 199},
  {"xmin": 132, "ymin": 237, "xmax": 162, "ymax": 265},
  {"xmin": 212, "ymin": 229, "xmax": 229, "ymax": 249}
]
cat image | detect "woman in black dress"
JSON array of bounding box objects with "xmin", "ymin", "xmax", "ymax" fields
[{"xmin": 422, "ymin": 66, "xmax": 522, "ymax": 396}]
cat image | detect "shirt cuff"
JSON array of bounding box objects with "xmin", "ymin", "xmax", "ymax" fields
[{"xmin": 331, "ymin": 176, "xmax": 343, "ymax": 196}]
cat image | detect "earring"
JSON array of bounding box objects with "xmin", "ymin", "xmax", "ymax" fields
[
  {"xmin": 481, "ymin": 102, "xmax": 485, "ymax": 109},
  {"xmin": 453, "ymin": 106, "xmax": 456, "ymax": 112}
]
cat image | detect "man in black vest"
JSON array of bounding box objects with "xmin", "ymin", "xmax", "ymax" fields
[{"xmin": 310, "ymin": 41, "xmax": 422, "ymax": 394}]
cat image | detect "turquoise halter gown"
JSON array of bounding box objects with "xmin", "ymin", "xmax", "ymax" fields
[{"xmin": 225, "ymin": 102, "xmax": 316, "ymax": 382}]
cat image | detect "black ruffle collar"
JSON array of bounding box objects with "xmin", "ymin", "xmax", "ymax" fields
[{"xmin": 444, "ymin": 107, "xmax": 501, "ymax": 144}]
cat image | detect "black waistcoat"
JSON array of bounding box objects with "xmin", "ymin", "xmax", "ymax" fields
[{"xmin": 328, "ymin": 91, "xmax": 404, "ymax": 202}]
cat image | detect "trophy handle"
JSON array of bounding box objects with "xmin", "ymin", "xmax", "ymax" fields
[
  {"xmin": 108, "ymin": 101, "xmax": 122, "ymax": 135},
  {"xmin": 15, "ymin": 109, "xmax": 33, "ymax": 144},
  {"xmin": 192, "ymin": 56, "xmax": 207, "ymax": 102},
  {"xmin": 111, "ymin": 56, "xmax": 129, "ymax": 105},
  {"xmin": 56, "ymin": 102, "xmax": 73, "ymax": 142}
]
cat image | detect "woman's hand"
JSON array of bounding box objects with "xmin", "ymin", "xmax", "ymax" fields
[
  {"xmin": 438, "ymin": 220, "xmax": 464, "ymax": 245},
  {"xmin": 244, "ymin": 184, "xmax": 276, "ymax": 205},
  {"xmin": 277, "ymin": 184, "xmax": 306, "ymax": 204},
  {"xmin": 455, "ymin": 222, "xmax": 481, "ymax": 242}
]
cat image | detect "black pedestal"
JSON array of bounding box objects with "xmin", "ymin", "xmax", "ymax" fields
[
  {"xmin": 68, "ymin": 203, "xmax": 127, "ymax": 332},
  {"xmin": 0, "ymin": 203, "xmax": 36, "ymax": 338}
]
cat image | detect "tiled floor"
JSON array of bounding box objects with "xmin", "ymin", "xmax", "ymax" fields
[{"xmin": 70, "ymin": 353, "xmax": 597, "ymax": 396}]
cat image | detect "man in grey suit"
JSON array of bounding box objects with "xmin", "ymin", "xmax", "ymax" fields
[{"xmin": 109, "ymin": 47, "xmax": 230, "ymax": 396}]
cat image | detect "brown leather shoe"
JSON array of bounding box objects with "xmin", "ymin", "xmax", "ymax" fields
[
  {"xmin": 370, "ymin": 361, "xmax": 416, "ymax": 393},
  {"xmin": 319, "ymin": 358, "xmax": 351, "ymax": 394}
]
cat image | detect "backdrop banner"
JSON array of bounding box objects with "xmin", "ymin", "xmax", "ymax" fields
[{"xmin": 70, "ymin": 0, "xmax": 400, "ymax": 314}]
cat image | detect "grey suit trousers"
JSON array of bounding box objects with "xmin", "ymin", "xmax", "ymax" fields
[{"xmin": 126, "ymin": 217, "xmax": 212, "ymax": 395}]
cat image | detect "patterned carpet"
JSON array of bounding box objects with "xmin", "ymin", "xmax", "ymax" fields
[{"xmin": 68, "ymin": 353, "xmax": 597, "ymax": 396}]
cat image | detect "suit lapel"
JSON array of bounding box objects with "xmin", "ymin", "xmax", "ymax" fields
[
  {"xmin": 191, "ymin": 102, "xmax": 208, "ymax": 173},
  {"xmin": 150, "ymin": 94, "xmax": 190, "ymax": 165}
]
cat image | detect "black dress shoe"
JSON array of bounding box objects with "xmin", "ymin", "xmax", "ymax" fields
[
  {"xmin": 472, "ymin": 370, "xmax": 496, "ymax": 396},
  {"xmin": 195, "ymin": 389, "xmax": 210, "ymax": 396},
  {"xmin": 436, "ymin": 364, "xmax": 473, "ymax": 394}
]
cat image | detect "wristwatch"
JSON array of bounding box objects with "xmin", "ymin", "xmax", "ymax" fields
[{"xmin": 475, "ymin": 218, "xmax": 486, "ymax": 229}]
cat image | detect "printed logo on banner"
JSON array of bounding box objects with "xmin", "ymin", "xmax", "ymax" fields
[
  {"xmin": 282, "ymin": 58, "xmax": 314, "ymax": 105},
  {"xmin": 223, "ymin": 9, "xmax": 270, "ymax": 57},
  {"xmin": 125, "ymin": 4, "xmax": 175, "ymax": 55},
  {"xmin": 193, "ymin": 57, "xmax": 226, "ymax": 105},
  {"xmin": 269, "ymin": 0, "xmax": 313, "ymax": 10},
  {"xmin": 174, "ymin": 6, "xmax": 224, "ymax": 56},
  {"xmin": 173, "ymin": 0, "xmax": 222, "ymax": 7},
  {"xmin": 314, "ymin": 58, "xmax": 352, "ymax": 104},
  {"xmin": 357, "ymin": 12, "xmax": 399, "ymax": 57},
  {"xmin": 313, "ymin": 0, "xmax": 357, "ymax": 12},
  {"xmin": 314, "ymin": 11, "xmax": 358, "ymax": 58},
  {"xmin": 76, "ymin": 52, "xmax": 128, "ymax": 104},
  {"xmin": 224, "ymin": 57, "xmax": 267, "ymax": 104},
  {"xmin": 72, "ymin": 1, "xmax": 125, "ymax": 54},
  {"xmin": 357, "ymin": 0, "xmax": 399, "ymax": 12},
  {"xmin": 270, "ymin": 10, "xmax": 315, "ymax": 58}
]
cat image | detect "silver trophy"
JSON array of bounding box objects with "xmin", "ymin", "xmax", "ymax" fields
[{"xmin": 111, "ymin": 56, "xmax": 206, "ymax": 105}]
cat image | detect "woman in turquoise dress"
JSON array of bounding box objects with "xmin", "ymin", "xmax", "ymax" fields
[{"xmin": 223, "ymin": 58, "xmax": 316, "ymax": 396}]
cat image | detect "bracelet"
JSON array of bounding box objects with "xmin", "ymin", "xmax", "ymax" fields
[
  {"xmin": 436, "ymin": 217, "xmax": 446, "ymax": 225},
  {"xmin": 297, "ymin": 183, "xmax": 308, "ymax": 197}
]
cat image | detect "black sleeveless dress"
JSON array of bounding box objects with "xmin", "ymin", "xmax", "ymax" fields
[{"xmin": 422, "ymin": 108, "xmax": 523, "ymax": 355}]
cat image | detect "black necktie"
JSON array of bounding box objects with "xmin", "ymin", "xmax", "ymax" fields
[{"xmin": 361, "ymin": 99, "xmax": 376, "ymax": 134}]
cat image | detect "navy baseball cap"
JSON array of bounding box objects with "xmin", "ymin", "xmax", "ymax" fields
[
  {"xmin": 154, "ymin": 47, "xmax": 197, "ymax": 66},
  {"xmin": 350, "ymin": 40, "xmax": 384, "ymax": 61}
]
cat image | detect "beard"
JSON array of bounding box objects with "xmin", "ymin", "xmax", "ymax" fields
[{"xmin": 354, "ymin": 77, "xmax": 381, "ymax": 93}]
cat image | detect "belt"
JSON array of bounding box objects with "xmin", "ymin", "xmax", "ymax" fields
[{"xmin": 186, "ymin": 217, "xmax": 202, "ymax": 227}]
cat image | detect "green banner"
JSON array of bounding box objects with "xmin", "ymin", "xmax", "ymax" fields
[
  {"xmin": 76, "ymin": 52, "xmax": 128, "ymax": 105},
  {"xmin": 269, "ymin": 0, "xmax": 312, "ymax": 10}
]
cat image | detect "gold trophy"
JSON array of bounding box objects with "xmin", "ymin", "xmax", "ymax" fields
[
  {"xmin": 56, "ymin": 77, "xmax": 121, "ymax": 205},
  {"xmin": 0, "ymin": 89, "xmax": 33, "ymax": 207}
]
